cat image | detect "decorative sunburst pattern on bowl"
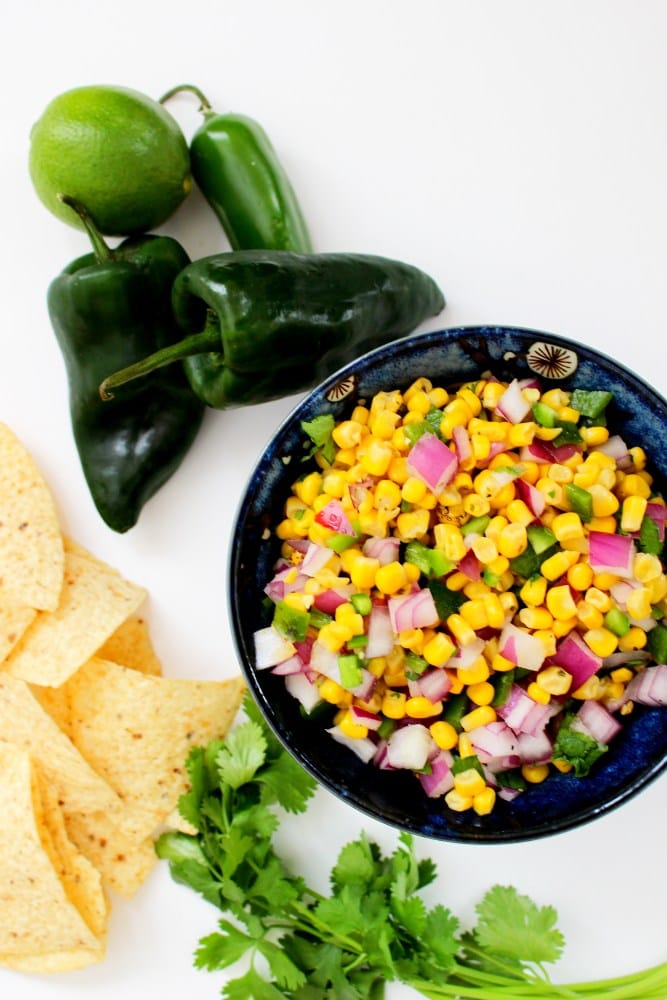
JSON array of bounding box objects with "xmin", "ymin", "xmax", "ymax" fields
[
  {"xmin": 326, "ymin": 374, "xmax": 358, "ymax": 402},
  {"xmin": 526, "ymin": 341, "xmax": 578, "ymax": 379}
]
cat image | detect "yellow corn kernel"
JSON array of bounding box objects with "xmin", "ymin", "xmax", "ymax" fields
[
  {"xmin": 583, "ymin": 627, "xmax": 619, "ymax": 658},
  {"xmin": 420, "ymin": 635, "xmax": 454, "ymax": 671},
  {"xmin": 445, "ymin": 571, "xmax": 469, "ymax": 592},
  {"xmin": 544, "ymin": 584, "xmax": 577, "ymax": 621},
  {"xmin": 490, "ymin": 482, "xmax": 517, "ymax": 509},
  {"xmin": 534, "ymin": 425, "xmax": 562, "ymax": 441},
  {"xmin": 552, "ymin": 616, "xmax": 578, "ymax": 637},
  {"xmin": 367, "ymin": 657, "xmax": 387, "ymax": 678},
  {"xmin": 293, "ymin": 471, "xmax": 322, "ymax": 506},
  {"xmin": 457, "ymin": 655, "xmax": 490, "ymax": 686},
  {"xmin": 576, "ymin": 601, "xmax": 604, "ymax": 630},
  {"xmin": 445, "ymin": 789, "xmax": 474, "ymax": 812},
  {"xmin": 579, "ymin": 425, "xmax": 609, "ymax": 446},
  {"xmin": 618, "ymin": 626, "xmax": 647, "ymax": 652},
  {"xmin": 626, "ymin": 586, "xmax": 652, "ymax": 621},
  {"xmin": 375, "ymin": 479, "xmax": 402, "ymax": 511},
  {"xmin": 348, "ymin": 404, "xmax": 369, "ymax": 425},
  {"xmin": 540, "ymin": 549, "xmax": 579, "ymax": 581},
  {"xmin": 448, "ymin": 614, "xmax": 478, "ymax": 648},
  {"xmin": 470, "ymin": 535, "xmax": 499, "ymax": 565},
  {"xmin": 381, "ymin": 690, "xmax": 407, "ymax": 719},
  {"xmin": 473, "ymin": 786, "xmax": 497, "ymax": 816},
  {"xmin": 548, "ymin": 463, "xmax": 574, "ymax": 484},
  {"xmin": 406, "ymin": 389, "xmax": 432, "ymax": 415},
  {"xmin": 335, "ymin": 604, "xmax": 364, "ymax": 633},
  {"xmin": 396, "ymin": 509, "xmax": 431, "ymax": 542},
  {"xmin": 583, "ymin": 587, "xmax": 612, "ymax": 613},
  {"xmin": 533, "ymin": 629, "xmax": 557, "ymax": 656},
  {"xmin": 388, "ymin": 454, "xmax": 410, "ymax": 482},
  {"xmin": 627, "ymin": 445, "xmax": 647, "ymax": 469},
  {"xmin": 338, "ymin": 711, "xmax": 369, "ymax": 739},
  {"xmin": 650, "ymin": 575, "xmax": 667, "ymax": 603},
  {"xmin": 537, "ymin": 666, "xmax": 572, "ymax": 695},
  {"xmin": 488, "ymin": 555, "xmax": 511, "ymax": 578},
  {"xmin": 491, "ymin": 653, "xmax": 515, "ymax": 673},
  {"xmin": 429, "ymin": 720, "xmax": 458, "ymax": 751},
  {"xmin": 497, "ymin": 522, "xmax": 528, "ymax": 559},
  {"xmin": 321, "ymin": 470, "xmax": 347, "ymax": 499},
  {"xmin": 600, "ymin": 679, "xmax": 625, "ymax": 703},
  {"xmin": 499, "ymin": 591, "xmax": 519, "ymax": 616},
  {"xmin": 482, "ymin": 381, "xmax": 506, "ymax": 409},
  {"xmin": 429, "ymin": 386, "xmax": 449, "ymax": 408},
  {"xmin": 332, "ymin": 420, "xmax": 366, "ymax": 450},
  {"xmin": 507, "ymin": 422, "xmax": 536, "ymax": 447},
  {"xmin": 460, "ymin": 705, "xmax": 497, "ymax": 731},
  {"xmin": 370, "ymin": 409, "xmax": 401, "ymax": 439},
  {"xmin": 541, "ymin": 388, "xmax": 570, "ymax": 409},
  {"xmin": 462, "ymin": 493, "xmax": 491, "ymax": 518},
  {"xmin": 403, "ymin": 377, "xmax": 432, "ymax": 403},
  {"xmin": 374, "ymin": 561, "xmax": 407, "ymax": 596},
  {"xmin": 401, "ymin": 476, "xmax": 428, "ymax": 504},
  {"xmin": 620, "ymin": 495, "xmax": 648, "ymax": 533},
  {"xmin": 349, "ymin": 556, "xmax": 380, "ymax": 590},
  {"xmin": 467, "ymin": 680, "xmax": 495, "ymax": 706},
  {"xmin": 567, "ymin": 561, "xmax": 594, "ymax": 592},
  {"xmin": 617, "ymin": 474, "xmax": 651, "ymax": 499},
  {"xmin": 471, "ymin": 418, "xmax": 507, "ymax": 443},
  {"xmin": 483, "ymin": 594, "xmax": 506, "ymax": 630},
  {"xmin": 406, "ymin": 696, "xmax": 443, "ymax": 719},
  {"xmin": 572, "ymin": 675, "xmax": 603, "ymax": 700},
  {"xmin": 457, "ymin": 733, "xmax": 475, "ymax": 757},
  {"xmin": 434, "ymin": 523, "xmax": 467, "ymax": 562},
  {"xmin": 518, "ymin": 606, "xmax": 553, "ymax": 630},
  {"xmin": 520, "ymin": 576, "xmax": 547, "ymax": 608},
  {"xmin": 459, "ymin": 598, "xmax": 489, "ymax": 631},
  {"xmin": 505, "ymin": 498, "xmax": 535, "ymax": 526},
  {"xmin": 552, "ymin": 758, "xmax": 573, "ymax": 773},
  {"xmin": 359, "ymin": 438, "xmax": 394, "ymax": 477},
  {"xmin": 521, "ymin": 763, "xmax": 550, "ymax": 784},
  {"xmin": 633, "ymin": 552, "xmax": 663, "ymax": 584},
  {"xmin": 453, "ymin": 768, "xmax": 486, "ymax": 797},
  {"xmin": 458, "ymin": 386, "xmax": 482, "ymax": 416},
  {"xmin": 552, "ymin": 511, "xmax": 584, "ymax": 543},
  {"xmin": 526, "ymin": 681, "xmax": 551, "ymax": 705},
  {"xmin": 470, "ymin": 433, "xmax": 491, "ymax": 464},
  {"xmin": 397, "ymin": 629, "xmax": 424, "ymax": 653},
  {"xmin": 319, "ymin": 678, "xmax": 348, "ymax": 705}
]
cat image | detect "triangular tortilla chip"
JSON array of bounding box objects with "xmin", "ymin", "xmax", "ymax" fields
[
  {"xmin": 0, "ymin": 423, "xmax": 64, "ymax": 612},
  {"xmin": 64, "ymin": 811, "xmax": 158, "ymax": 899},
  {"xmin": 0, "ymin": 744, "xmax": 104, "ymax": 964},
  {"xmin": 0, "ymin": 674, "xmax": 124, "ymax": 820},
  {"xmin": 0, "ymin": 600, "xmax": 36, "ymax": 665},
  {"xmin": 66, "ymin": 659, "xmax": 245, "ymax": 841},
  {"xmin": 97, "ymin": 616, "xmax": 163, "ymax": 676},
  {"xmin": 2, "ymin": 551, "xmax": 146, "ymax": 686}
]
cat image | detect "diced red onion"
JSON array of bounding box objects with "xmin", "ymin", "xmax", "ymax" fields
[
  {"xmin": 575, "ymin": 699, "xmax": 622, "ymax": 743},
  {"xmin": 386, "ymin": 724, "xmax": 435, "ymax": 770},
  {"xmin": 498, "ymin": 786, "xmax": 523, "ymax": 802},
  {"xmin": 609, "ymin": 580, "xmax": 636, "ymax": 610},
  {"xmin": 588, "ymin": 531, "xmax": 635, "ymax": 579},
  {"xmin": 593, "ymin": 434, "xmax": 632, "ymax": 470},
  {"xmin": 313, "ymin": 586, "xmax": 354, "ymax": 615},
  {"xmin": 253, "ymin": 626, "xmax": 297, "ymax": 669},
  {"xmin": 309, "ymin": 640, "xmax": 342, "ymax": 681},
  {"xmin": 495, "ymin": 378, "xmax": 533, "ymax": 424},
  {"xmin": 264, "ymin": 566, "xmax": 309, "ymax": 602},
  {"xmin": 294, "ymin": 636, "xmax": 314, "ymax": 665},
  {"xmin": 363, "ymin": 536, "xmax": 400, "ymax": 565},
  {"xmin": 447, "ymin": 637, "xmax": 485, "ymax": 671},
  {"xmin": 452, "ymin": 424, "xmax": 472, "ymax": 464},
  {"xmin": 284, "ymin": 672, "xmax": 322, "ymax": 713},
  {"xmin": 315, "ymin": 499, "xmax": 356, "ymax": 535},
  {"xmin": 645, "ymin": 502, "xmax": 667, "ymax": 542},
  {"xmin": 388, "ymin": 588, "xmax": 439, "ymax": 633},
  {"xmin": 458, "ymin": 549, "xmax": 482, "ymax": 582},
  {"xmin": 411, "ymin": 667, "xmax": 452, "ymax": 703},
  {"xmin": 521, "ymin": 441, "xmax": 582, "ymax": 465},
  {"xmin": 602, "ymin": 649, "xmax": 651, "ymax": 670},
  {"xmin": 625, "ymin": 664, "xmax": 667, "ymax": 707},
  {"xmin": 497, "ymin": 685, "xmax": 551, "ymax": 735},
  {"xmin": 271, "ymin": 654, "xmax": 305, "ymax": 676},
  {"xmin": 515, "ymin": 477, "xmax": 546, "ymax": 518},
  {"xmin": 302, "ymin": 542, "xmax": 336, "ymax": 576},
  {"xmin": 406, "ymin": 432, "xmax": 458, "ymax": 494},
  {"xmin": 365, "ymin": 603, "xmax": 395, "ymax": 658},
  {"xmin": 348, "ymin": 481, "xmax": 371, "ymax": 511},
  {"xmin": 552, "ymin": 630, "xmax": 601, "ymax": 691},
  {"xmin": 517, "ymin": 730, "xmax": 553, "ymax": 764},
  {"xmin": 469, "ymin": 721, "xmax": 518, "ymax": 760},
  {"xmin": 349, "ymin": 705, "xmax": 383, "ymax": 731},
  {"xmin": 327, "ymin": 726, "xmax": 378, "ymax": 763},
  {"xmin": 418, "ymin": 750, "xmax": 455, "ymax": 797},
  {"xmin": 498, "ymin": 622, "xmax": 546, "ymax": 671},
  {"xmin": 351, "ymin": 669, "xmax": 378, "ymax": 702}
]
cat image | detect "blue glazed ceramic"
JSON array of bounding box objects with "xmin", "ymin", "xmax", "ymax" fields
[{"xmin": 229, "ymin": 326, "xmax": 667, "ymax": 843}]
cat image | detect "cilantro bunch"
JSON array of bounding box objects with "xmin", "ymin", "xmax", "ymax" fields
[{"xmin": 155, "ymin": 696, "xmax": 667, "ymax": 1000}]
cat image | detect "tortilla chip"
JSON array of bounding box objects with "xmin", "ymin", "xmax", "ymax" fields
[
  {"xmin": 0, "ymin": 674, "xmax": 123, "ymax": 820},
  {"xmin": 0, "ymin": 744, "xmax": 104, "ymax": 964},
  {"xmin": 65, "ymin": 659, "xmax": 245, "ymax": 841},
  {"xmin": 0, "ymin": 600, "xmax": 36, "ymax": 665},
  {"xmin": 2, "ymin": 551, "xmax": 146, "ymax": 686},
  {"xmin": 0, "ymin": 423, "xmax": 64, "ymax": 612},
  {"xmin": 64, "ymin": 811, "xmax": 158, "ymax": 899},
  {"xmin": 97, "ymin": 616, "xmax": 163, "ymax": 676},
  {"xmin": 0, "ymin": 947, "xmax": 105, "ymax": 974}
]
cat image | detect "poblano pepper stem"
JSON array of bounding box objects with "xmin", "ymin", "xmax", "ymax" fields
[{"xmin": 99, "ymin": 249, "xmax": 445, "ymax": 410}]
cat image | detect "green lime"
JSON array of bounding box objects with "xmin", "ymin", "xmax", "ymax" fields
[{"xmin": 29, "ymin": 84, "xmax": 192, "ymax": 235}]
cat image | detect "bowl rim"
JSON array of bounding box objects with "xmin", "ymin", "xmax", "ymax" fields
[{"xmin": 228, "ymin": 324, "xmax": 667, "ymax": 843}]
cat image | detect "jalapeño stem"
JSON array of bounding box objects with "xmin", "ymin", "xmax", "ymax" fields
[
  {"xmin": 58, "ymin": 195, "xmax": 114, "ymax": 264},
  {"xmin": 159, "ymin": 83, "xmax": 214, "ymax": 116}
]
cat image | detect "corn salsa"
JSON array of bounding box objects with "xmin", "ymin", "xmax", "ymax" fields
[{"xmin": 255, "ymin": 375, "xmax": 667, "ymax": 816}]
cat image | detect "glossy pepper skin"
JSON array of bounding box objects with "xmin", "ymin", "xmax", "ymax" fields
[
  {"xmin": 100, "ymin": 250, "xmax": 445, "ymax": 410},
  {"xmin": 48, "ymin": 199, "xmax": 205, "ymax": 533},
  {"xmin": 161, "ymin": 84, "xmax": 312, "ymax": 253}
]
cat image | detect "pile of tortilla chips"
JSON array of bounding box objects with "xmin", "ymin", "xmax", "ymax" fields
[{"xmin": 0, "ymin": 424, "xmax": 245, "ymax": 974}]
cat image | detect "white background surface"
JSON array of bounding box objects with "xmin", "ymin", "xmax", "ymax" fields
[{"xmin": 2, "ymin": 1, "xmax": 667, "ymax": 997}]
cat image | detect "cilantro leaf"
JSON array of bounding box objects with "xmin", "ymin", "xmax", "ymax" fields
[
  {"xmin": 223, "ymin": 967, "xmax": 286, "ymax": 1000},
  {"xmin": 255, "ymin": 749, "xmax": 317, "ymax": 813},
  {"xmin": 216, "ymin": 721, "xmax": 267, "ymax": 789},
  {"xmin": 552, "ymin": 716, "xmax": 607, "ymax": 776},
  {"xmin": 473, "ymin": 885, "xmax": 565, "ymax": 966},
  {"xmin": 301, "ymin": 414, "xmax": 336, "ymax": 464},
  {"xmin": 195, "ymin": 920, "xmax": 256, "ymax": 971}
]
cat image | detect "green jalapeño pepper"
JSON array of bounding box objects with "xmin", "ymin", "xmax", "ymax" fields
[
  {"xmin": 161, "ymin": 84, "xmax": 312, "ymax": 253},
  {"xmin": 99, "ymin": 250, "xmax": 445, "ymax": 409},
  {"xmin": 48, "ymin": 197, "xmax": 205, "ymax": 533}
]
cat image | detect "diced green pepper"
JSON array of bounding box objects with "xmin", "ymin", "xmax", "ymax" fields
[
  {"xmin": 273, "ymin": 600, "xmax": 310, "ymax": 642},
  {"xmin": 405, "ymin": 652, "xmax": 429, "ymax": 679},
  {"xmin": 350, "ymin": 592, "xmax": 372, "ymax": 615},
  {"xmin": 338, "ymin": 653, "xmax": 363, "ymax": 688},
  {"xmin": 532, "ymin": 401, "xmax": 559, "ymax": 427},
  {"xmin": 604, "ymin": 607, "xmax": 630, "ymax": 637},
  {"xmin": 564, "ymin": 483, "xmax": 593, "ymax": 523},
  {"xmin": 443, "ymin": 691, "xmax": 468, "ymax": 731},
  {"xmin": 451, "ymin": 753, "xmax": 484, "ymax": 777},
  {"xmin": 326, "ymin": 531, "xmax": 359, "ymax": 553},
  {"xmin": 491, "ymin": 669, "xmax": 516, "ymax": 707},
  {"xmin": 647, "ymin": 623, "xmax": 667, "ymax": 663},
  {"xmin": 428, "ymin": 578, "xmax": 465, "ymax": 619},
  {"xmin": 309, "ymin": 608, "xmax": 333, "ymax": 629},
  {"xmin": 347, "ymin": 634, "xmax": 368, "ymax": 650},
  {"xmin": 570, "ymin": 388, "xmax": 613, "ymax": 420},
  {"xmin": 462, "ymin": 514, "xmax": 491, "ymax": 535},
  {"xmin": 527, "ymin": 524, "xmax": 557, "ymax": 554}
]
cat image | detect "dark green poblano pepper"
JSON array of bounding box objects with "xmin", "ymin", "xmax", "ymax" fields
[
  {"xmin": 48, "ymin": 197, "xmax": 205, "ymax": 533},
  {"xmin": 99, "ymin": 250, "xmax": 445, "ymax": 409}
]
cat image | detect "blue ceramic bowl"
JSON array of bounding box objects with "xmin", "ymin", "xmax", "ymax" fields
[{"xmin": 229, "ymin": 326, "xmax": 667, "ymax": 842}]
